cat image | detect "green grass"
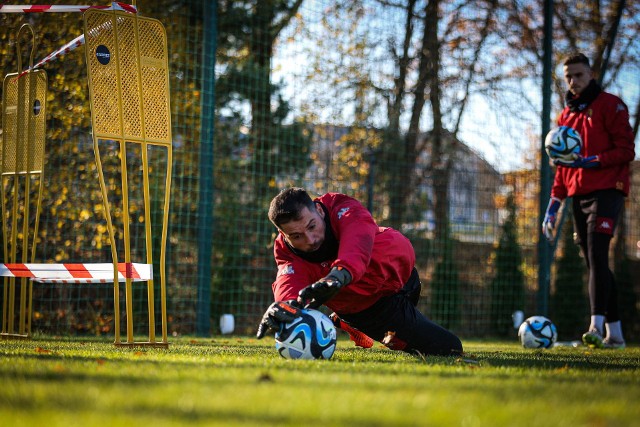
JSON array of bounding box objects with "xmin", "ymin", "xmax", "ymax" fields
[{"xmin": 1, "ymin": 336, "xmax": 639, "ymax": 426}]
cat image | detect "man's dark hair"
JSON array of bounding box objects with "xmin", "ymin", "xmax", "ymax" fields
[
  {"xmin": 268, "ymin": 187, "xmax": 315, "ymax": 228},
  {"xmin": 563, "ymin": 52, "xmax": 591, "ymax": 68}
]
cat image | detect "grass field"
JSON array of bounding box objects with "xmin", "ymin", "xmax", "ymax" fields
[{"xmin": 1, "ymin": 335, "xmax": 639, "ymax": 426}]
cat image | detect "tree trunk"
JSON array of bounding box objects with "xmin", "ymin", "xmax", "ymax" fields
[
  {"xmin": 386, "ymin": 0, "xmax": 416, "ymax": 229},
  {"xmin": 422, "ymin": 0, "xmax": 449, "ymax": 243}
]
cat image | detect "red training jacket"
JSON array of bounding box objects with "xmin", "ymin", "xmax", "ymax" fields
[
  {"xmin": 552, "ymin": 91, "xmax": 635, "ymax": 200},
  {"xmin": 271, "ymin": 193, "xmax": 415, "ymax": 314}
]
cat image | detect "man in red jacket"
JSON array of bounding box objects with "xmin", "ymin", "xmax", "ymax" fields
[
  {"xmin": 256, "ymin": 187, "xmax": 463, "ymax": 356},
  {"xmin": 542, "ymin": 53, "xmax": 635, "ymax": 349}
]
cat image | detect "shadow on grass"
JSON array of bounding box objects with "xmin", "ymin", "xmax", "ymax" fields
[{"xmin": 466, "ymin": 348, "xmax": 640, "ymax": 371}]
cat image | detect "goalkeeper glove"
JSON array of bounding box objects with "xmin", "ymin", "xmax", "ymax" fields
[
  {"xmin": 554, "ymin": 155, "xmax": 600, "ymax": 169},
  {"xmin": 297, "ymin": 266, "xmax": 351, "ymax": 309},
  {"xmin": 256, "ymin": 300, "xmax": 301, "ymax": 339},
  {"xmin": 541, "ymin": 197, "xmax": 562, "ymax": 242}
]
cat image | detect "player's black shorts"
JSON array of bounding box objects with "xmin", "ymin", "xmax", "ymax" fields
[
  {"xmin": 340, "ymin": 268, "xmax": 463, "ymax": 356},
  {"xmin": 572, "ymin": 189, "xmax": 624, "ymax": 241}
]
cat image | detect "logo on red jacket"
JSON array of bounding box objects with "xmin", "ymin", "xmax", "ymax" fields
[
  {"xmin": 277, "ymin": 264, "xmax": 295, "ymax": 277},
  {"xmin": 595, "ymin": 217, "xmax": 614, "ymax": 235}
]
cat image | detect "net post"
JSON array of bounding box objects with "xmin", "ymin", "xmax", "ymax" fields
[
  {"xmin": 1, "ymin": 279, "xmax": 7, "ymax": 333},
  {"xmin": 8, "ymin": 280, "xmax": 16, "ymax": 334},
  {"xmin": 27, "ymin": 279, "xmax": 33, "ymax": 336},
  {"xmin": 18, "ymin": 278, "xmax": 27, "ymax": 334}
]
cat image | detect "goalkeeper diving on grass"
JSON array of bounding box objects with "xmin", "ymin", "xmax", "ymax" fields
[{"xmin": 256, "ymin": 187, "xmax": 463, "ymax": 357}]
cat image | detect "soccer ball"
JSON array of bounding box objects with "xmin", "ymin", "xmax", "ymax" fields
[
  {"xmin": 545, "ymin": 126, "xmax": 582, "ymax": 165},
  {"xmin": 518, "ymin": 316, "xmax": 558, "ymax": 349},
  {"xmin": 275, "ymin": 308, "xmax": 337, "ymax": 360}
]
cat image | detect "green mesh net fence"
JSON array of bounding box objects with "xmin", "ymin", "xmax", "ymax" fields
[{"xmin": 1, "ymin": 0, "xmax": 639, "ymax": 342}]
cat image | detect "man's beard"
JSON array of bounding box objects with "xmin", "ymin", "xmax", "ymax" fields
[{"xmin": 286, "ymin": 203, "xmax": 338, "ymax": 263}]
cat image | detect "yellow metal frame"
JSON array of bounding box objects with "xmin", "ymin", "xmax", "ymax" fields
[
  {"xmin": 1, "ymin": 24, "xmax": 47, "ymax": 340},
  {"xmin": 84, "ymin": 8, "xmax": 172, "ymax": 347}
]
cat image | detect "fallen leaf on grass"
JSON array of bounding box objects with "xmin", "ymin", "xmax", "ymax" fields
[
  {"xmin": 456, "ymin": 357, "xmax": 480, "ymax": 366},
  {"xmin": 257, "ymin": 373, "xmax": 273, "ymax": 383}
]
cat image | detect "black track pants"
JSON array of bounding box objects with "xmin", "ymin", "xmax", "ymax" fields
[
  {"xmin": 340, "ymin": 268, "xmax": 463, "ymax": 356},
  {"xmin": 572, "ymin": 189, "xmax": 624, "ymax": 321}
]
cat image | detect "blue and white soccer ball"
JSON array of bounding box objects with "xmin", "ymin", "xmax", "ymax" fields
[
  {"xmin": 275, "ymin": 308, "xmax": 337, "ymax": 360},
  {"xmin": 545, "ymin": 126, "xmax": 583, "ymax": 165},
  {"xmin": 518, "ymin": 316, "xmax": 558, "ymax": 349}
]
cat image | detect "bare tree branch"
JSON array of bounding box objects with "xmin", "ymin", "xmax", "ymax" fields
[{"xmin": 453, "ymin": 0, "xmax": 497, "ymax": 136}]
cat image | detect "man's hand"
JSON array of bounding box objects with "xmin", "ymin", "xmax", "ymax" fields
[
  {"xmin": 554, "ymin": 155, "xmax": 600, "ymax": 168},
  {"xmin": 256, "ymin": 300, "xmax": 301, "ymax": 339},
  {"xmin": 298, "ymin": 277, "xmax": 345, "ymax": 309},
  {"xmin": 541, "ymin": 197, "xmax": 562, "ymax": 242}
]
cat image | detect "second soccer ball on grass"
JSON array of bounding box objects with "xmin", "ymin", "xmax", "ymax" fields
[{"xmin": 518, "ymin": 316, "xmax": 558, "ymax": 349}]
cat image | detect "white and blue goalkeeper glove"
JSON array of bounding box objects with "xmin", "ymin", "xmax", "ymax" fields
[
  {"xmin": 541, "ymin": 197, "xmax": 562, "ymax": 242},
  {"xmin": 554, "ymin": 155, "xmax": 600, "ymax": 169}
]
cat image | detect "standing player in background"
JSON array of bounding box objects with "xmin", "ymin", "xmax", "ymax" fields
[
  {"xmin": 542, "ymin": 52, "xmax": 635, "ymax": 349},
  {"xmin": 256, "ymin": 187, "xmax": 462, "ymax": 357}
]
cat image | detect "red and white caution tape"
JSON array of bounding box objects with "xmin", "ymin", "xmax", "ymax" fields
[
  {"xmin": 15, "ymin": 34, "xmax": 86, "ymax": 78},
  {"xmin": 0, "ymin": 262, "xmax": 152, "ymax": 283},
  {"xmin": 0, "ymin": 2, "xmax": 137, "ymax": 14},
  {"xmin": 10, "ymin": 2, "xmax": 138, "ymax": 80}
]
